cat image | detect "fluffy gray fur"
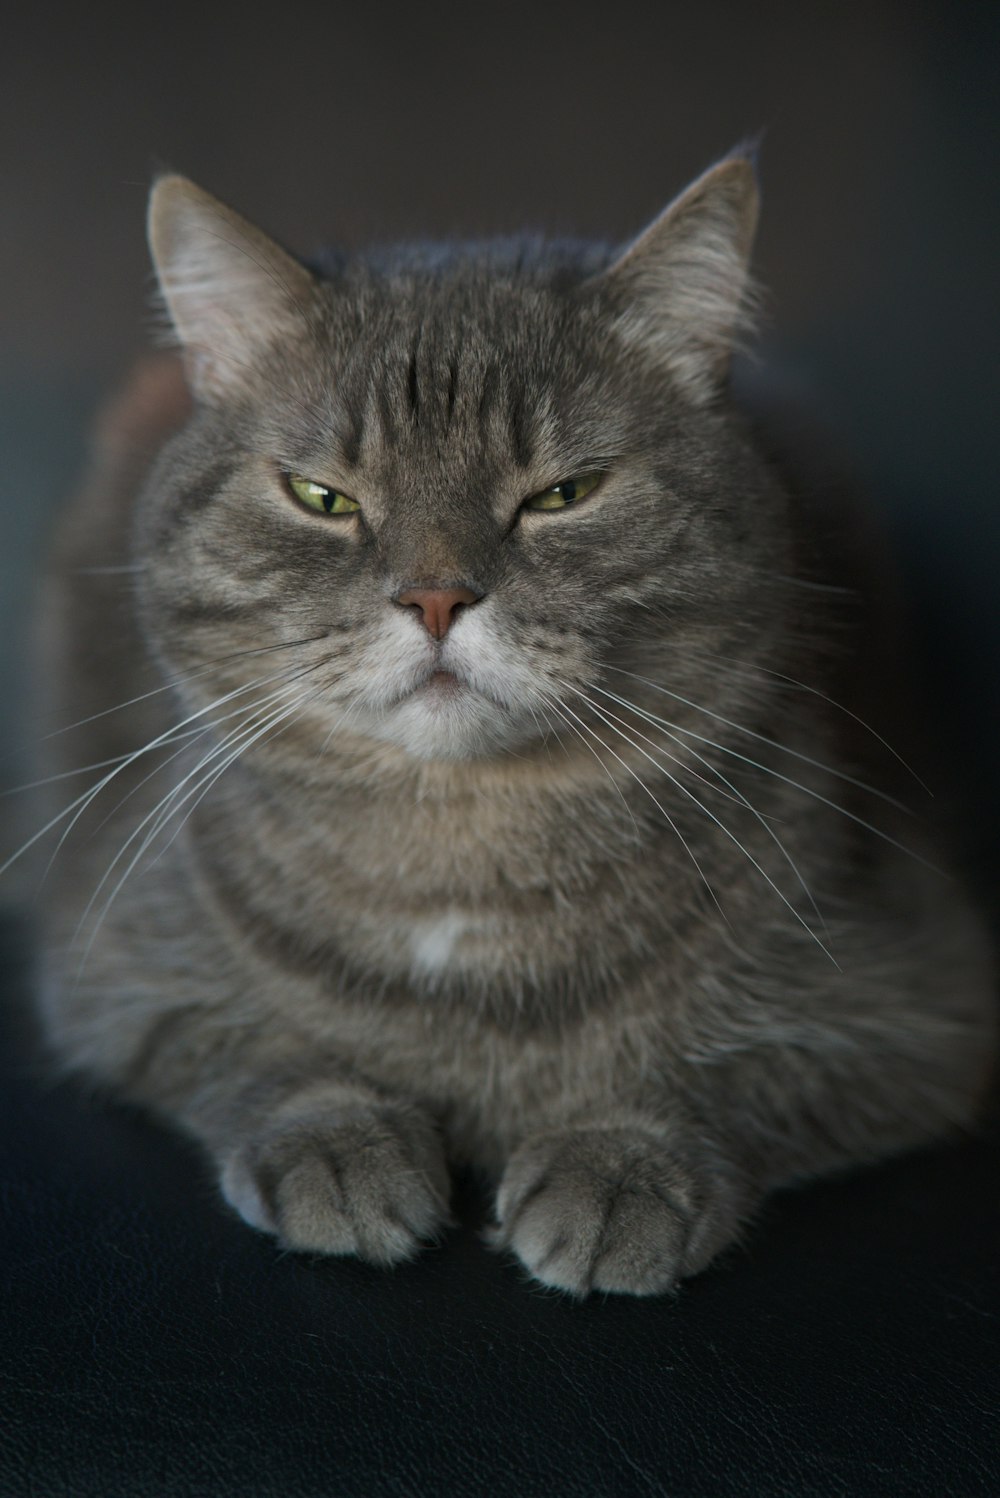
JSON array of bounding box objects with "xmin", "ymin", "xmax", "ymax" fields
[{"xmin": 30, "ymin": 158, "xmax": 996, "ymax": 1296}]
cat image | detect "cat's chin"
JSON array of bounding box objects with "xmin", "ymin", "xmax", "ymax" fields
[{"xmin": 367, "ymin": 675, "xmax": 538, "ymax": 762}]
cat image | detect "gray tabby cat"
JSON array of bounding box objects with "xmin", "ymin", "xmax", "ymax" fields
[{"xmin": 31, "ymin": 157, "xmax": 996, "ymax": 1296}]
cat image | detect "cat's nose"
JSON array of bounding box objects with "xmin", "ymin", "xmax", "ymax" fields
[{"xmin": 394, "ymin": 585, "xmax": 481, "ymax": 640}]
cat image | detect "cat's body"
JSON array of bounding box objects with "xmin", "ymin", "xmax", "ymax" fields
[{"xmin": 32, "ymin": 160, "xmax": 996, "ymax": 1294}]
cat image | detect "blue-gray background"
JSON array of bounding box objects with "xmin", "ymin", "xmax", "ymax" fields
[{"xmin": 2, "ymin": 1, "xmax": 997, "ymax": 900}]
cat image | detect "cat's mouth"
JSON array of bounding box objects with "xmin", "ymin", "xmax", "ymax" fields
[
  {"xmin": 374, "ymin": 664, "xmax": 479, "ymax": 715},
  {"xmin": 410, "ymin": 660, "xmax": 520, "ymax": 717},
  {"xmin": 420, "ymin": 669, "xmax": 464, "ymax": 697},
  {"xmin": 408, "ymin": 667, "xmax": 483, "ymax": 710},
  {"xmin": 363, "ymin": 656, "xmax": 533, "ymax": 758},
  {"xmin": 408, "ymin": 664, "xmax": 510, "ymax": 715}
]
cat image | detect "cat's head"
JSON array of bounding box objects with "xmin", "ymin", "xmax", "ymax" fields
[{"xmin": 139, "ymin": 159, "xmax": 789, "ymax": 767}]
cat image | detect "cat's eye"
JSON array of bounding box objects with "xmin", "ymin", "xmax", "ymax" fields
[
  {"xmin": 287, "ymin": 474, "xmax": 360, "ymax": 516},
  {"xmin": 522, "ymin": 472, "xmax": 602, "ymax": 512}
]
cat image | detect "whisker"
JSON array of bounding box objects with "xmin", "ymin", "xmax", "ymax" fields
[
  {"xmin": 8, "ymin": 632, "xmax": 329, "ymax": 754},
  {"xmin": 534, "ymin": 703, "xmax": 560, "ymax": 763},
  {"xmin": 684, "ymin": 649, "xmax": 931, "ymax": 795},
  {"xmin": 585, "ymin": 682, "xmax": 826, "ymax": 932},
  {"xmin": 608, "ymin": 666, "xmax": 913, "ymax": 814},
  {"xmin": 69, "ymin": 564, "xmax": 147, "ymax": 576},
  {"xmin": 753, "ymin": 571, "xmax": 854, "ymax": 596},
  {"xmin": 536, "ymin": 689, "xmax": 640, "ymax": 848},
  {"xmin": 101, "ymin": 664, "xmax": 334, "ymax": 875},
  {"xmin": 88, "ymin": 665, "xmax": 329, "ymax": 840},
  {"xmin": 48, "ymin": 662, "xmax": 328, "ymax": 871},
  {"xmin": 316, "ymin": 684, "xmax": 366, "ymax": 758},
  {"xmin": 551, "ymin": 694, "xmax": 729, "ymax": 926},
  {"xmin": 1, "ymin": 662, "xmax": 319, "ymax": 883},
  {"xmin": 74, "ymin": 672, "xmax": 332, "ymax": 969},
  {"xmin": 604, "ymin": 670, "xmax": 938, "ymax": 875},
  {"xmin": 0, "ymin": 729, "xmax": 207, "ymax": 795},
  {"xmin": 141, "ymin": 681, "xmax": 329, "ymax": 867},
  {"xmin": 578, "ymin": 701, "xmax": 749, "ymax": 809},
  {"xmin": 559, "ymin": 682, "xmax": 837, "ymax": 966}
]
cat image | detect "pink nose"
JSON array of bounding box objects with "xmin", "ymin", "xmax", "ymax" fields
[{"xmin": 395, "ymin": 586, "xmax": 479, "ymax": 640}]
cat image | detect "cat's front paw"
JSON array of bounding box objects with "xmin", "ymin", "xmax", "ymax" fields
[
  {"xmin": 492, "ymin": 1128, "xmax": 741, "ymax": 1297},
  {"xmin": 220, "ymin": 1105, "xmax": 450, "ymax": 1265}
]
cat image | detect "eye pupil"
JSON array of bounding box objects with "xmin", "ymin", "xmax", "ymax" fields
[
  {"xmin": 523, "ymin": 471, "xmax": 601, "ymax": 514},
  {"xmin": 287, "ymin": 473, "xmax": 359, "ymax": 516}
]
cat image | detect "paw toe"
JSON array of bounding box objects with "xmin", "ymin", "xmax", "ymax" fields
[
  {"xmin": 495, "ymin": 1129, "xmax": 732, "ymax": 1297},
  {"xmin": 222, "ymin": 1108, "xmax": 449, "ymax": 1265}
]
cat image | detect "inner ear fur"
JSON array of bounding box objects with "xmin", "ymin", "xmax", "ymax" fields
[
  {"xmin": 597, "ymin": 155, "xmax": 760, "ymax": 403},
  {"xmin": 147, "ymin": 175, "xmax": 316, "ymax": 401}
]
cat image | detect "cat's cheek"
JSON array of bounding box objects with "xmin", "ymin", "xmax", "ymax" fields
[
  {"xmin": 441, "ymin": 607, "xmax": 536, "ymax": 699},
  {"xmin": 353, "ymin": 611, "xmax": 436, "ymax": 710}
]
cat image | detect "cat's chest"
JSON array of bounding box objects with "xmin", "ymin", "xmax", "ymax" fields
[
  {"xmin": 203, "ymin": 763, "xmax": 668, "ymax": 990},
  {"xmin": 404, "ymin": 909, "xmax": 486, "ymax": 977},
  {"xmin": 336, "ymin": 882, "xmax": 583, "ymax": 990}
]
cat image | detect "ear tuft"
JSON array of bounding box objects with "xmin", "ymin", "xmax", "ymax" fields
[
  {"xmin": 599, "ymin": 155, "xmax": 761, "ymax": 403},
  {"xmin": 147, "ymin": 175, "xmax": 315, "ymax": 401}
]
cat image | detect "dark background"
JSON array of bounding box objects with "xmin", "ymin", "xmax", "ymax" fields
[{"xmin": 2, "ymin": 0, "xmax": 998, "ymax": 895}]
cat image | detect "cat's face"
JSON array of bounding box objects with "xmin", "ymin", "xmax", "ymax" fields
[{"xmin": 139, "ymin": 163, "xmax": 783, "ymax": 767}]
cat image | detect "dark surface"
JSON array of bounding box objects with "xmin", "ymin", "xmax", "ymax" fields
[{"xmin": 2, "ymin": 914, "xmax": 998, "ymax": 1498}]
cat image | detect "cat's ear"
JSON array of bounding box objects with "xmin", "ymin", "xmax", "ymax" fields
[
  {"xmin": 597, "ymin": 155, "xmax": 760, "ymax": 403},
  {"xmin": 147, "ymin": 175, "xmax": 316, "ymax": 401}
]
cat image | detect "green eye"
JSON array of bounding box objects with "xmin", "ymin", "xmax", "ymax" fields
[
  {"xmin": 287, "ymin": 474, "xmax": 360, "ymax": 515},
  {"xmin": 523, "ymin": 472, "xmax": 602, "ymax": 512}
]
